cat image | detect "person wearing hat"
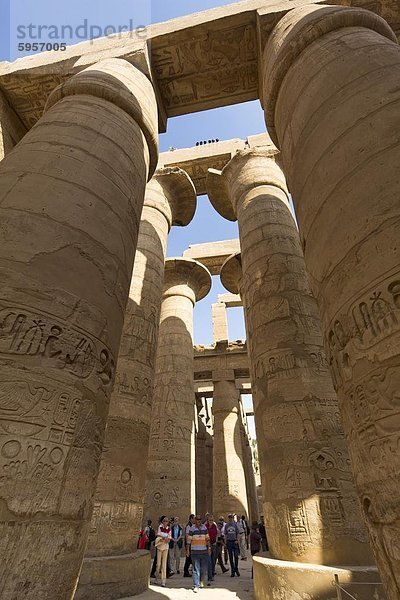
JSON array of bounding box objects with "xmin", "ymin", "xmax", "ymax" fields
[
  {"xmin": 155, "ymin": 515, "xmax": 171, "ymax": 587},
  {"xmin": 222, "ymin": 514, "xmax": 240, "ymax": 577}
]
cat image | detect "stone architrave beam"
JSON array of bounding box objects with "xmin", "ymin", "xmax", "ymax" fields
[
  {"xmin": 0, "ymin": 0, "xmax": 399, "ymax": 135},
  {"xmin": 184, "ymin": 239, "xmax": 240, "ymax": 275}
]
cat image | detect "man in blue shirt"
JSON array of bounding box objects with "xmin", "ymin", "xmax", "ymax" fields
[{"xmin": 222, "ymin": 514, "xmax": 240, "ymax": 577}]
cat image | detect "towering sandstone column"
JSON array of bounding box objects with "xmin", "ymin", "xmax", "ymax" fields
[
  {"xmin": 145, "ymin": 258, "xmax": 211, "ymax": 524},
  {"xmin": 0, "ymin": 58, "xmax": 158, "ymax": 600},
  {"xmin": 212, "ymin": 369, "xmax": 248, "ymax": 518},
  {"xmin": 261, "ymin": 5, "xmax": 400, "ymax": 596},
  {"xmin": 239, "ymin": 406, "xmax": 259, "ymax": 524},
  {"xmin": 209, "ymin": 150, "xmax": 373, "ymax": 567},
  {"xmin": 77, "ymin": 168, "xmax": 196, "ymax": 599}
]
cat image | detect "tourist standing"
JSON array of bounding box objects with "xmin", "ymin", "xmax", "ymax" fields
[
  {"xmin": 183, "ymin": 514, "xmax": 196, "ymax": 577},
  {"xmin": 169, "ymin": 516, "xmax": 183, "ymax": 574},
  {"xmin": 155, "ymin": 516, "xmax": 171, "ymax": 587},
  {"xmin": 187, "ymin": 515, "xmax": 211, "ymax": 593},
  {"xmin": 205, "ymin": 513, "xmax": 218, "ymax": 584},
  {"xmin": 241, "ymin": 515, "xmax": 250, "ymax": 548},
  {"xmin": 216, "ymin": 517, "xmax": 229, "ymax": 574},
  {"xmin": 235, "ymin": 514, "xmax": 247, "ymax": 560},
  {"xmin": 223, "ymin": 514, "xmax": 240, "ymax": 577},
  {"xmin": 259, "ymin": 515, "xmax": 269, "ymax": 552},
  {"xmin": 250, "ymin": 521, "xmax": 262, "ymax": 579},
  {"xmin": 144, "ymin": 519, "xmax": 156, "ymax": 551}
]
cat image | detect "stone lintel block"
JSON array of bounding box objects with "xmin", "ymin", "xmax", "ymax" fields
[
  {"xmin": 253, "ymin": 556, "xmax": 385, "ymax": 600},
  {"xmin": 183, "ymin": 238, "xmax": 241, "ymax": 275},
  {"xmin": 76, "ymin": 551, "xmax": 150, "ymax": 600},
  {"xmin": 212, "ymin": 368, "xmax": 235, "ymax": 382},
  {"xmin": 217, "ymin": 292, "xmax": 242, "ymax": 307}
]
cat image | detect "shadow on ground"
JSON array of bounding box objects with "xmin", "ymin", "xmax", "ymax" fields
[{"xmin": 121, "ymin": 558, "xmax": 254, "ymax": 600}]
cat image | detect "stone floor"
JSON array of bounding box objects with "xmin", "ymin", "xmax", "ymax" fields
[{"xmin": 122, "ymin": 557, "xmax": 255, "ymax": 600}]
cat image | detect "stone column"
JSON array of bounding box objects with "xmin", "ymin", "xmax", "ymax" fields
[
  {"xmin": 0, "ymin": 58, "xmax": 158, "ymax": 600},
  {"xmin": 212, "ymin": 301, "xmax": 228, "ymax": 343},
  {"xmin": 195, "ymin": 396, "xmax": 214, "ymax": 515},
  {"xmin": 205, "ymin": 426, "xmax": 214, "ymax": 513},
  {"xmin": 76, "ymin": 168, "xmax": 196, "ymax": 599},
  {"xmin": 144, "ymin": 258, "xmax": 211, "ymax": 524},
  {"xmin": 196, "ymin": 416, "xmax": 208, "ymax": 516},
  {"xmin": 239, "ymin": 407, "xmax": 259, "ymax": 524},
  {"xmin": 212, "ymin": 369, "xmax": 249, "ymax": 518},
  {"xmin": 211, "ymin": 149, "xmax": 374, "ymax": 568},
  {"xmin": 261, "ymin": 5, "xmax": 400, "ymax": 596}
]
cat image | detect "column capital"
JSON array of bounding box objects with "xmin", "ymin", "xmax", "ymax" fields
[
  {"xmin": 45, "ymin": 58, "xmax": 159, "ymax": 178},
  {"xmin": 146, "ymin": 166, "xmax": 196, "ymax": 229},
  {"xmin": 262, "ymin": 4, "xmax": 397, "ymax": 147},
  {"xmin": 163, "ymin": 257, "xmax": 211, "ymax": 305},
  {"xmin": 220, "ymin": 252, "xmax": 242, "ymax": 295},
  {"xmin": 207, "ymin": 147, "xmax": 288, "ymax": 221}
]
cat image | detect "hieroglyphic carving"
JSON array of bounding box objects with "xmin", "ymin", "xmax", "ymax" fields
[
  {"xmin": 0, "ymin": 304, "xmax": 115, "ymax": 386},
  {"xmin": 119, "ymin": 303, "xmax": 158, "ymax": 368},
  {"xmin": 152, "ymin": 23, "xmax": 258, "ymax": 114},
  {"xmin": 326, "ymin": 275, "xmax": 400, "ymax": 391},
  {"xmin": 115, "ymin": 372, "xmax": 151, "ymax": 408},
  {"xmin": 1, "ymin": 73, "xmax": 66, "ymax": 129}
]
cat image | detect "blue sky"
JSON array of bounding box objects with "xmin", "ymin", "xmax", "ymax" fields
[{"xmin": 0, "ymin": 0, "xmax": 267, "ymax": 346}]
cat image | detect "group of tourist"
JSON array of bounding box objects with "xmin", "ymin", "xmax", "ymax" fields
[{"xmin": 138, "ymin": 513, "xmax": 268, "ymax": 592}]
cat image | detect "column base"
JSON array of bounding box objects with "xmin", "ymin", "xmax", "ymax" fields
[
  {"xmin": 75, "ymin": 551, "xmax": 150, "ymax": 600},
  {"xmin": 253, "ymin": 554, "xmax": 386, "ymax": 600}
]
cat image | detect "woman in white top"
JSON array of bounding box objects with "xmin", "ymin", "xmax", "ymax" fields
[{"xmin": 156, "ymin": 515, "xmax": 171, "ymax": 587}]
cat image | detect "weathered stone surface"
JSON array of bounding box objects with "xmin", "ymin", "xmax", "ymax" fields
[
  {"xmin": 0, "ymin": 89, "xmax": 26, "ymax": 159},
  {"xmin": 194, "ymin": 341, "xmax": 249, "ymax": 383},
  {"xmin": 262, "ymin": 5, "xmax": 400, "ymax": 596},
  {"xmin": 0, "ymin": 58, "xmax": 158, "ymax": 599},
  {"xmin": 213, "ymin": 149, "xmax": 373, "ymax": 566},
  {"xmin": 253, "ymin": 556, "xmax": 386, "ymax": 600},
  {"xmin": 212, "ymin": 302, "xmax": 229, "ymax": 343},
  {"xmin": 212, "ymin": 369, "xmax": 249, "ymax": 517},
  {"xmin": 1, "ymin": 0, "xmax": 399, "ymax": 135},
  {"xmin": 76, "ymin": 551, "xmax": 150, "ymax": 600},
  {"xmin": 239, "ymin": 406, "xmax": 259, "ymax": 524},
  {"xmin": 195, "ymin": 408, "xmax": 213, "ymax": 516},
  {"xmin": 183, "ymin": 239, "xmax": 240, "ymax": 275},
  {"xmin": 77, "ymin": 168, "xmax": 195, "ymax": 598},
  {"xmin": 144, "ymin": 258, "xmax": 211, "ymax": 525}
]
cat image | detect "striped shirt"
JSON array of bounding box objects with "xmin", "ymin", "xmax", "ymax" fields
[{"xmin": 187, "ymin": 524, "xmax": 210, "ymax": 555}]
